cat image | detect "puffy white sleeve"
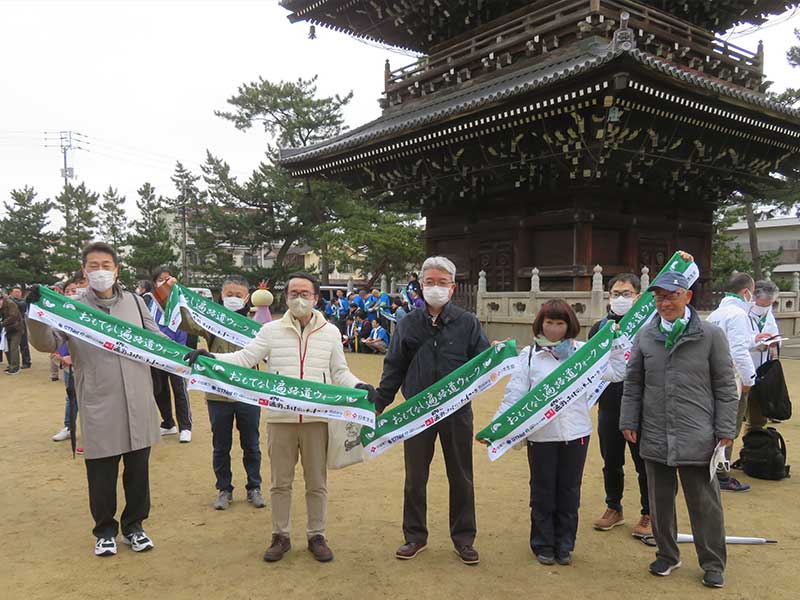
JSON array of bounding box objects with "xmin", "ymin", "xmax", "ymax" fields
[{"xmin": 729, "ymin": 313, "xmax": 757, "ymax": 385}]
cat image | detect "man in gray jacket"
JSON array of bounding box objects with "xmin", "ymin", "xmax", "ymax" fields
[
  {"xmin": 620, "ymin": 271, "xmax": 739, "ymax": 589},
  {"xmin": 28, "ymin": 242, "xmax": 162, "ymax": 558}
]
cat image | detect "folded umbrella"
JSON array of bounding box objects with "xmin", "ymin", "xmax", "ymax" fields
[
  {"xmin": 641, "ymin": 533, "xmax": 777, "ymax": 546},
  {"xmin": 66, "ymin": 365, "xmax": 78, "ymax": 458}
]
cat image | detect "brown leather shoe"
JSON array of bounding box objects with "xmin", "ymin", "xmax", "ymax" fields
[
  {"xmin": 307, "ymin": 535, "xmax": 333, "ymax": 562},
  {"xmin": 593, "ymin": 508, "xmax": 624, "ymax": 531},
  {"xmin": 395, "ymin": 541, "xmax": 427, "ymax": 560},
  {"xmin": 263, "ymin": 534, "xmax": 291, "ymax": 562},
  {"xmin": 632, "ymin": 514, "xmax": 652, "ymax": 539},
  {"xmin": 455, "ymin": 545, "xmax": 480, "ymax": 565}
]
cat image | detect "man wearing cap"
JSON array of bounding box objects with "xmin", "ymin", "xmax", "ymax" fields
[{"xmin": 620, "ymin": 271, "xmax": 739, "ymax": 589}]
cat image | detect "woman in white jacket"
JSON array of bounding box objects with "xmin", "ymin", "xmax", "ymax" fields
[{"xmin": 494, "ymin": 299, "xmax": 625, "ymax": 567}]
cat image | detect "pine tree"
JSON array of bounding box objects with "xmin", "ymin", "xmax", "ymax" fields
[
  {"xmin": 127, "ymin": 183, "xmax": 179, "ymax": 278},
  {"xmin": 169, "ymin": 162, "xmax": 209, "ymax": 284},
  {"xmin": 0, "ymin": 187, "xmax": 55, "ymax": 286},
  {"xmin": 51, "ymin": 183, "xmax": 99, "ymax": 277},
  {"xmin": 96, "ymin": 186, "xmax": 129, "ymax": 249},
  {"xmin": 212, "ymin": 76, "xmax": 423, "ymax": 284}
]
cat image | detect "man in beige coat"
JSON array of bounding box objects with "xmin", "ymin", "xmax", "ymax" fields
[
  {"xmin": 187, "ymin": 271, "xmax": 377, "ymax": 563},
  {"xmin": 28, "ymin": 242, "xmax": 162, "ymax": 558}
]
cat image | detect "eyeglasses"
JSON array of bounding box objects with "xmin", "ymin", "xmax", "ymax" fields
[
  {"xmin": 610, "ymin": 291, "xmax": 636, "ymax": 299},
  {"xmin": 287, "ymin": 291, "xmax": 315, "ymax": 300},
  {"xmin": 654, "ymin": 291, "xmax": 684, "ymax": 304},
  {"xmin": 422, "ymin": 279, "xmax": 453, "ymax": 287}
]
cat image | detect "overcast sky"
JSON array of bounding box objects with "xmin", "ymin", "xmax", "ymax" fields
[{"xmin": 1, "ymin": 0, "xmax": 798, "ymax": 229}]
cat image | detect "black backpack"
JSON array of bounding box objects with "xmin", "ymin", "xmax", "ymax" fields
[
  {"xmin": 749, "ymin": 360, "xmax": 792, "ymax": 421},
  {"xmin": 739, "ymin": 427, "xmax": 790, "ymax": 480}
]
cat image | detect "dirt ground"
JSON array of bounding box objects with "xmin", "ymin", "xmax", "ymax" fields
[{"xmin": 2, "ymin": 350, "xmax": 799, "ymax": 600}]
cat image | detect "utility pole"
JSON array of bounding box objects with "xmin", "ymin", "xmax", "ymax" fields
[
  {"xmin": 181, "ymin": 203, "xmax": 190, "ymax": 284},
  {"xmin": 44, "ymin": 130, "xmax": 81, "ymax": 190}
]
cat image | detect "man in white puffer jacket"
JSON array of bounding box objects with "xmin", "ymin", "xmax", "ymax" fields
[
  {"xmin": 706, "ymin": 272, "xmax": 757, "ymax": 493},
  {"xmin": 187, "ymin": 272, "xmax": 376, "ymax": 563}
]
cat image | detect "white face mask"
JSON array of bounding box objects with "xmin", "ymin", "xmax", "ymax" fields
[
  {"xmin": 750, "ymin": 304, "xmax": 771, "ymax": 317},
  {"xmin": 223, "ymin": 296, "xmax": 245, "ymax": 311},
  {"xmin": 288, "ymin": 297, "xmax": 313, "ymax": 319},
  {"xmin": 87, "ymin": 269, "xmax": 116, "ymax": 292},
  {"xmin": 423, "ymin": 286, "xmax": 451, "ymax": 308},
  {"xmin": 609, "ymin": 296, "xmax": 634, "ymax": 316}
]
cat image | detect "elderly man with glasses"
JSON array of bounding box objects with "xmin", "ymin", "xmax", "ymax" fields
[
  {"xmin": 620, "ymin": 271, "xmax": 739, "ymax": 589},
  {"xmin": 375, "ymin": 256, "xmax": 489, "ymax": 566},
  {"xmin": 186, "ymin": 271, "xmax": 377, "ymax": 564}
]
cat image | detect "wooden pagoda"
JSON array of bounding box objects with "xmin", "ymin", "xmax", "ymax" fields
[{"xmin": 277, "ymin": 0, "xmax": 800, "ymax": 303}]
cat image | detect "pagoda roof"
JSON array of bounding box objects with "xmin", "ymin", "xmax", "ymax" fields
[
  {"xmin": 280, "ymin": 1, "xmax": 798, "ymax": 51},
  {"xmin": 278, "ymin": 38, "xmax": 800, "ymax": 167}
]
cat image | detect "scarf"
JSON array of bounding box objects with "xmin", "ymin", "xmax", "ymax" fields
[{"xmin": 659, "ymin": 306, "xmax": 690, "ymax": 349}]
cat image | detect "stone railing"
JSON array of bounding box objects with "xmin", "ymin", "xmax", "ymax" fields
[{"xmin": 476, "ymin": 266, "xmax": 800, "ymax": 340}]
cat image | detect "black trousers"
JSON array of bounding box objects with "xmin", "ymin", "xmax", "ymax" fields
[
  {"xmin": 402, "ymin": 405, "xmax": 476, "ymax": 547},
  {"xmin": 528, "ymin": 437, "xmax": 589, "ymax": 557},
  {"xmin": 598, "ymin": 397, "xmax": 649, "ymax": 514},
  {"xmin": 207, "ymin": 399, "xmax": 262, "ymax": 492},
  {"xmin": 85, "ymin": 447, "xmax": 151, "ymax": 539},
  {"xmin": 152, "ymin": 368, "xmax": 192, "ymax": 431},
  {"xmin": 20, "ymin": 324, "xmax": 31, "ymax": 366}
]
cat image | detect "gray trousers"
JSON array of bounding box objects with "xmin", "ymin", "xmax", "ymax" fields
[{"xmin": 645, "ymin": 460, "xmax": 726, "ymax": 574}]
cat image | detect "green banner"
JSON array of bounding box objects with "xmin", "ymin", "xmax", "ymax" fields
[
  {"xmin": 162, "ymin": 283, "xmax": 260, "ymax": 347},
  {"xmin": 28, "ymin": 286, "xmax": 371, "ymax": 426},
  {"xmin": 360, "ymin": 341, "xmax": 518, "ymax": 457},
  {"xmin": 28, "ymin": 285, "xmax": 192, "ymax": 376},
  {"xmin": 189, "ymin": 355, "xmax": 374, "ymax": 427}
]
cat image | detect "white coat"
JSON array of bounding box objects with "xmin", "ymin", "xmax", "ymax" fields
[
  {"xmin": 214, "ymin": 309, "xmax": 362, "ymax": 423},
  {"xmin": 707, "ymin": 296, "xmax": 757, "ymax": 387},
  {"xmin": 748, "ymin": 308, "xmax": 780, "ymax": 370}
]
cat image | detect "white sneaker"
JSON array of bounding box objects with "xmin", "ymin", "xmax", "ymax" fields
[
  {"xmin": 160, "ymin": 426, "xmax": 178, "ymax": 436},
  {"xmin": 121, "ymin": 531, "xmax": 154, "ymax": 552},
  {"xmin": 52, "ymin": 427, "xmax": 70, "ymax": 442},
  {"xmin": 179, "ymin": 430, "xmax": 192, "ymax": 443},
  {"xmin": 95, "ymin": 537, "xmax": 117, "ymax": 556}
]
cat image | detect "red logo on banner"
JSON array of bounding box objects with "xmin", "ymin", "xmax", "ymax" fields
[
  {"xmin": 103, "ymin": 342, "xmax": 114, "ymax": 350},
  {"xmin": 545, "ymin": 409, "xmax": 556, "ymax": 419},
  {"xmin": 425, "ymin": 417, "xmax": 435, "ymax": 426},
  {"xmin": 37, "ymin": 311, "xmax": 44, "ymax": 317},
  {"xmin": 190, "ymin": 379, "xmax": 196, "ymax": 385},
  {"xmin": 258, "ymin": 398, "xmax": 269, "ymax": 406}
]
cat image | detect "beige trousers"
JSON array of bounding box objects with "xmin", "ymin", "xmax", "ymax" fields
[{"xmin": 267, "ymin": 421, "xmax": 328, "ymax": 538}]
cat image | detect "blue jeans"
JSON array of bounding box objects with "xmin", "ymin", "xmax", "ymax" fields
[
  {"xmin": 206, "ymin": 400, "xmax": 262, "ymax": 492},
  {"xmin": 62, "ymin": 370, "xmax": 76, "ymax": 429}
]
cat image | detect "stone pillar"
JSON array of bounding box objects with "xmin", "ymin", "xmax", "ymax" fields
[
  {"xmin": 792, "ymin": 272, "xmax": 799, "ymax": 293},
  {"xmin": 347, "ymin": 277, "xmax": 354, "ymax": 294},
  {"xmin": 765, "ymin": 270, "xmax": 772, "ymax": 282},
  {"xmin": 477, "ymin": 270, "xmax": 487, "ymax": 321},
  {"xmin": 530, "ymin": 268, "xmax": 541, "ymax": 293},
  {"xmin": 380, "ymin": 274, "xmax": 388, "ymax": 294},
  {"xmin": 591, "ymin": 264, "xmax": 605, "ymax": 319},
  {"xmin": 390, "ymin": 277, "xmax": 396, "ymax": 294},
  {"xmin": 640, "ymin": 266, "xmax": 650, "ymax": 291},
  {"xmin": 529, "ymin": 267, "xmax": 541, "ymax": 315}
]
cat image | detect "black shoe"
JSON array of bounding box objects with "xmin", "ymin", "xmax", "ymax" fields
[
  {"xmin": 5, "ymin": 368, "xmax": 20, "ymax": 375},
  {"xmin": 535, "ymin": 551, "xmax": 555, "ymax": 565},
  {"xmin": 649, "ymin": 558, "xmax": 681, "ymax": 576},
  {"xmin": 454, "ymin": 545, "xmax": 479, "ymax": 565},
  {"xmin": 556, "ymin": 552, "xmax": 572, "ymax": 566},
  {"xmin": 21, "ymin": 364, "xmax": 31, "ymax": 369},
  {"xmin": 702, "ymin": 571, "xmax": 724, "ymax": 588}
]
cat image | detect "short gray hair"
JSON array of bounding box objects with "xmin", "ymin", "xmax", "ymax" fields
[
  {"xmin": 222, "ymin": 274, "xmax": 250, "ymax": 290},
  {"xmin": 421, "ymin": 256, "xmax": 456, "ymax": 281},
  {"xmin": 754, "ymin": 279, "xmax": 779, "ymax": 301}
]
